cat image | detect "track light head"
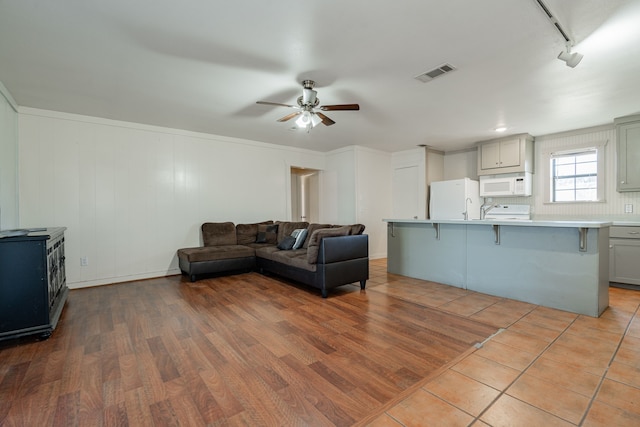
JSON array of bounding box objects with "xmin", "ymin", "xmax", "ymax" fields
[{"xmin": 558, "ymin": 47, "xmax": 583, "ymax": 68}]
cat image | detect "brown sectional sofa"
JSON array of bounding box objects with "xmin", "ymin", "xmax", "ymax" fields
[{"xmin": 177, "ymin": 220, "xmax": 369, "ymax": 297}]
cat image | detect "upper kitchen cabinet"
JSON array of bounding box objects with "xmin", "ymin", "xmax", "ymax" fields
[
  {"xmin": 615, "ymin": 114, "xmax": 640, "ymax": 192},
  {"xmin": 477, "ymin": 133, "xmax": 534, "ymax": 176}
]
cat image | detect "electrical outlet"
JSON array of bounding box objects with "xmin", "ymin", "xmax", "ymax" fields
[
  {"xmin": 625, "ymin": 204, "xmax": 633, "ymax": 214},
  {"xmin": 80, "ymin": 256, "xmax": 89, "ymax": 266}
]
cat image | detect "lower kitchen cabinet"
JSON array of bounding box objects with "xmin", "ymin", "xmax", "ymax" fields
[
  {"xmin": 610, "ymin": 226, "xmax": 640, "ymax": 286},
  {"xmin": 0, "ymin": 227, "xmax": 68, "ymax": 341}
]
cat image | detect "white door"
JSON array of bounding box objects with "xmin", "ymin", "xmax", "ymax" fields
[{"xmin": 392, "ymin": 166, "xmax": 419, "ymax": 219}]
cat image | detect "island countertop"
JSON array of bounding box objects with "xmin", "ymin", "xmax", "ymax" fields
[
  {"xmin": 385, "ymin": 219, "xmax": 610, "ymax": 317},
  {"xmin": 383, "ymin": 218, "xmax": 612, "ymax": 228}
]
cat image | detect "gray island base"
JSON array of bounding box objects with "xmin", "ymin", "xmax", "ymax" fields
[{"xmin": 384, "ymin": 219, "xmax": 611, "ymax": 317}]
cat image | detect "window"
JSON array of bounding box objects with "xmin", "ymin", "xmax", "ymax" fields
[
  {"xmin": 551, "ymin": 150, "xmax": 597, "ymax": 202},
  {"xmin": 543, "ymin": 141, "xmax": 606, "ymax": 203}
]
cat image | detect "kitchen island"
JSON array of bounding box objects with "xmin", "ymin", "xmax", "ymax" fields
[{"xmin": 384, "ymin": 219, "xmax": 611, "ymax": 317}]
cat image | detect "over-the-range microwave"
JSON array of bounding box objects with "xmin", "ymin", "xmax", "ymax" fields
[{"xmin": 479, "ymin": 173, "xmax": 532, "ymax": 197}]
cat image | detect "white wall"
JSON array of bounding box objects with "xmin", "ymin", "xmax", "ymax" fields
[
  {"xmin": 354, "ymin": 146, "xmax": 392, "ymax": 259},
  {"xmin": 323, "ymin": 147, "xmax": 357, "ymax": 224},
  {"xmin": 0, "ymin": 82, "xmax": 19, "ymax": 230},
  {"xmin": 438, "ymin": 126, "xmax": 640, "ymax": 218},
  {"xmin": 321, "ymin": 145, "xmax": 391, "ymax": 259},
  {"xmin": 532, "ymin": 125, "xmax": 640, "ymax": 217},
  {"xmin": 18, "ymin": 108, "xmax": 328, "ymax": 288},
  {"xmin": 443, "ymin": 148, "xmax": 477, "ymax": 180}
]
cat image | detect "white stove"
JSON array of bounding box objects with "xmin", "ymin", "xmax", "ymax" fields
[{"xmin": 484, "ymin": 204, "xmax": 531, "ymax": 220}]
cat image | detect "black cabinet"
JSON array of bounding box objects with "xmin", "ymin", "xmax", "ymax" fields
[{"xmin": 0, "ymin": 227, "xmax": 68, "ymax": 341}]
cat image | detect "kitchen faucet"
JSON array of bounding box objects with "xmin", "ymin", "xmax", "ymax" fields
[
  {"xmin": 463, "ymin": 197, "xmax": 472, "ymax": 220},
  {"xmin": 481, "ymin": 203, "xmax": 499, "ymax": 220}
]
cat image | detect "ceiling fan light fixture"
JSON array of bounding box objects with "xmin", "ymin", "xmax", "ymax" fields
[
  {"xmin": 310, "ymin": 113, "xmax": 322, "ymax": 128},
  {"xmin": 302, "ymin": 88, "xmax": 317, "ymax": 105},
  {"xmin": 295, "ymin": 111, "xmax": 322, "ymax": 130},
  {"xmin": 295, "ymin": 111, "xmax": 311, "ymax": 128},
  {"xmin": 257, "ymin": 80, "xmax": 359, "ymax": 130}
]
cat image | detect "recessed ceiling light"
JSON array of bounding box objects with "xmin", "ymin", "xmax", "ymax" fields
[{"xmin": 494, "ymin": 126, "xmax": 508, "ymax": 132}]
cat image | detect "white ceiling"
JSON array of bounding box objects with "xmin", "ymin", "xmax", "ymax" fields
[{"xmin": 1, "ymin": 0, "xmax": 640, "ymax": 153}]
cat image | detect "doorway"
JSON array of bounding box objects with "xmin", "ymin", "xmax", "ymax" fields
[{"xmin": 291, "ymin": 167, "xmax": 320, "ymax": 223}]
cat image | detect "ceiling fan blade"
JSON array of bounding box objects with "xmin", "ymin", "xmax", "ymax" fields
[
  {"xmin": 277, "ymin": 111, "xmax": 302, "ymax": 122},
  {"xmin": 319, "ymin": 104, "xmax": 360, "ymax": 111},
  {"xmin": 316, "ymin": 112, "xmax": 335, "ymax": 126},
  {"xmin": 256, "ymin": 101, "xmax": 297, "ymax": 108}
]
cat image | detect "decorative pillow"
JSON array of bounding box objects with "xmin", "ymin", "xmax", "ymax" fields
[
  {"xmin": 291, "ymin": 229, "xmax": 308, "ymax": 250},
  {"xmin": 237, "ymin": 220, "xmax": 273, "ymax": 245},
  {"xmin": 303, "ymin": 223, "xmax": 332, "ymax": 248},
  {"xmin": 277, "ymin": 235, "xmax": 296, "ymax": 250},
  {"xmin": 256, "ymin": 224, "xmax": 278, "ymax": 244},
  {"xmin": 275, "ymin": 221, "xmax": 309, "ymax": 244},
  {"xmin": 306, "ymin": 226, "xmax": 352, "ymax": 264}
]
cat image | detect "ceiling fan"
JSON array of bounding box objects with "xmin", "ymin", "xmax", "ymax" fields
[{"xmin": 256, "ymin": 80, "xmax": 359, "ymax": 131}]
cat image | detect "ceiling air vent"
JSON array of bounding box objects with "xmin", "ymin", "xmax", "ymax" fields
[{"xmin": 415, "ymin": 63, "xmax": 457, "ymax": 83}]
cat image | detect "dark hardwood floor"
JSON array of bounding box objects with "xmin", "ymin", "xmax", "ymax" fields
[{"xmin": 0, "ymin": 263, "xmax": 497, "ymax": 426}]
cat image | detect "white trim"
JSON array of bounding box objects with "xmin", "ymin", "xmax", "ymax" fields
[
  {"xmin": 542, "ymin": 140, "xmax": 608, "ymax": 204},
  {"xmin": 533, "ymin": 123, "xmax": 614, "ymax": 141},
  {"xmin": 67, "ymin": 269, "xmax": 181, "ymax": 289},
  {"xmin": 0, "ymin": 81, "xmax": 18, "ymax": 112},
  {"xmin": 17, "ymin": 106, "xmax": 324, "ymax": 156}
]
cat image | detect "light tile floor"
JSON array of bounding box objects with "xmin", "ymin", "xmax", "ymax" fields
[{"xmin": 360, "ymin": 259, "xmax": 640, "ymax": 427}]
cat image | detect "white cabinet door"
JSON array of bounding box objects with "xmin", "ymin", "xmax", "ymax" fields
[
  {"xmin": 610, "ymin": 238, "xmax": 640, "ymax": 285},
  {"xmin": 617, "ymin": 121, "xmax": 640, "ymax": 192},
  {"xmin": 392, "ymin": 166, "xmax": 420, "ymax": 219},
  {"xmin": 499, "ymin": 139, "xmax": 521, "ymax": 168},
  {"xmin": 480, "ymin": 142, "xmax": 501, "ymax": 170},
  {"xmin": 477, "ymin": 134, "xmax": 533, "ymax": 176},
  {"xmin": 480, "ymin": 139, "xmax": 520, "ymax": 170}
]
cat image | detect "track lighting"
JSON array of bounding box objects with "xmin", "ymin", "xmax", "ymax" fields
[
  {"xmin": 534, "ymin": 0, "xmax": 584, "ymax": 68},
  {"xmin": 558, "ymin": 45, "xmax": 583, "ymax": 68}
]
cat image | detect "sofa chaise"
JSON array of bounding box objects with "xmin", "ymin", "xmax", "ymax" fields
[{"xmin": 177, "ymin": 220, "xmax": 368, "ymax": 297}]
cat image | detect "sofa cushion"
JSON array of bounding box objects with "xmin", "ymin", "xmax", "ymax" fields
[
  {"xmin": 255, "ymin": 223, "xmax": 278, "ymax": 244},
  {"xmin": 302, "ymin": 223, "xmax": 332, "ymax": 248},
  {"xmin": 349, "ymin": 224, "xmax": 366, "ymax": 235},
  {"xmin": 177, "ymin": 245, "xmax": 255, "ymax": 263},
  {"xmin": 277, "ymin": 235, "xmax": 296, "ymax": 250},
  {"xmin": 254, "ymin": 245, "xmax": 280, "ymax": 260},
  {"xmin": 275, "ymin": 221, "xmax": 309, "ymax": 244},
  {"xmin": 202, "ymin": 222, "xmax": 237, "ymax": 246},
  {"xmin": 291, "ymin": 229, "xmax": 308, "ymax": 249},
  {"xmin": 271, "ymin": 249, "xmax": 317, "ymax": 272},
  {"xmin": 307, "ymin": 226, "xmax": 352, "ymax": 264},
  {"xmin": 236, "ymin": 221, "xmax": 273, "ymax": 245}
]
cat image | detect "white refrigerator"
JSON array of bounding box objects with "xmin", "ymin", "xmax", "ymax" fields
[{"xmin": 429, "ymin": 178, "xmax": 481, "ymax": 220}]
